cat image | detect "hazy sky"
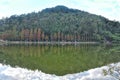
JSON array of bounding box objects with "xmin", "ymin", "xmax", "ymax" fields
[{"xmin": 0, "ymin": 0, "xmax": 120, "ymax": 21}]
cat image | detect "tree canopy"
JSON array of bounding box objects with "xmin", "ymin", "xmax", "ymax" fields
[{"xmin": 0, "ymin": 5, "xmax": 120, "ymax": 42}]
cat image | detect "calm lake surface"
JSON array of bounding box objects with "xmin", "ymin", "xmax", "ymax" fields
[{"xmin": 0, "ymin": 44, "xmax": 120, "ymax": 75}]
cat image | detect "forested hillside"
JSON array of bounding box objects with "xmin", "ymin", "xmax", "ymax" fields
[{"xmin": 0, "ymin": 5, "xmax": 120, "ymax": 42}]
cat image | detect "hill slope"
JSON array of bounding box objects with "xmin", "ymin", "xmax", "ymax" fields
[{"xmin": 0, "ymin": 5, "xmax": 120, "ymax": 42}]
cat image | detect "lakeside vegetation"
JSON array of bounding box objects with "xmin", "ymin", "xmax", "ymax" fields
[
  {"xmin": 0, "ymin": 6, "xmax": 120, "ymax": 43},
  {"xmin": 0, "ymin": 5, "xmax": 120, "ymax": 76}
]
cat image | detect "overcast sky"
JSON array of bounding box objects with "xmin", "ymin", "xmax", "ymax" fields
[{"xmin": 0, "ymin": 0, "xmax": 120, "ymax": 21}]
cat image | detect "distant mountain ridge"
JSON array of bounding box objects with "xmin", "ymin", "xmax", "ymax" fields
[
  {"xmin": 41, "ymin": 5, "xmax": 80, "ymax": 13},
  {"xmin": 0, "ymin": 5, "xmax": 120, "ymax": 42}
]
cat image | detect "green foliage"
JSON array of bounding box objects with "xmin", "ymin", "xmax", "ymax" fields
[{"xmin": 0, "ymin": 5, "xmax": 120, "ymax": 42}]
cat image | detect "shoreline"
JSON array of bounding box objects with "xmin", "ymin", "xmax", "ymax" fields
[{"xmin": 0, "ymin": 41, "xmax": 99, "ymax": 45}]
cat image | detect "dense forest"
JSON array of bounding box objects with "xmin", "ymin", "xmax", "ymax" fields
[{"xmin": 0, "ymin": 5, "xmax": 120, "ymax": 43}]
